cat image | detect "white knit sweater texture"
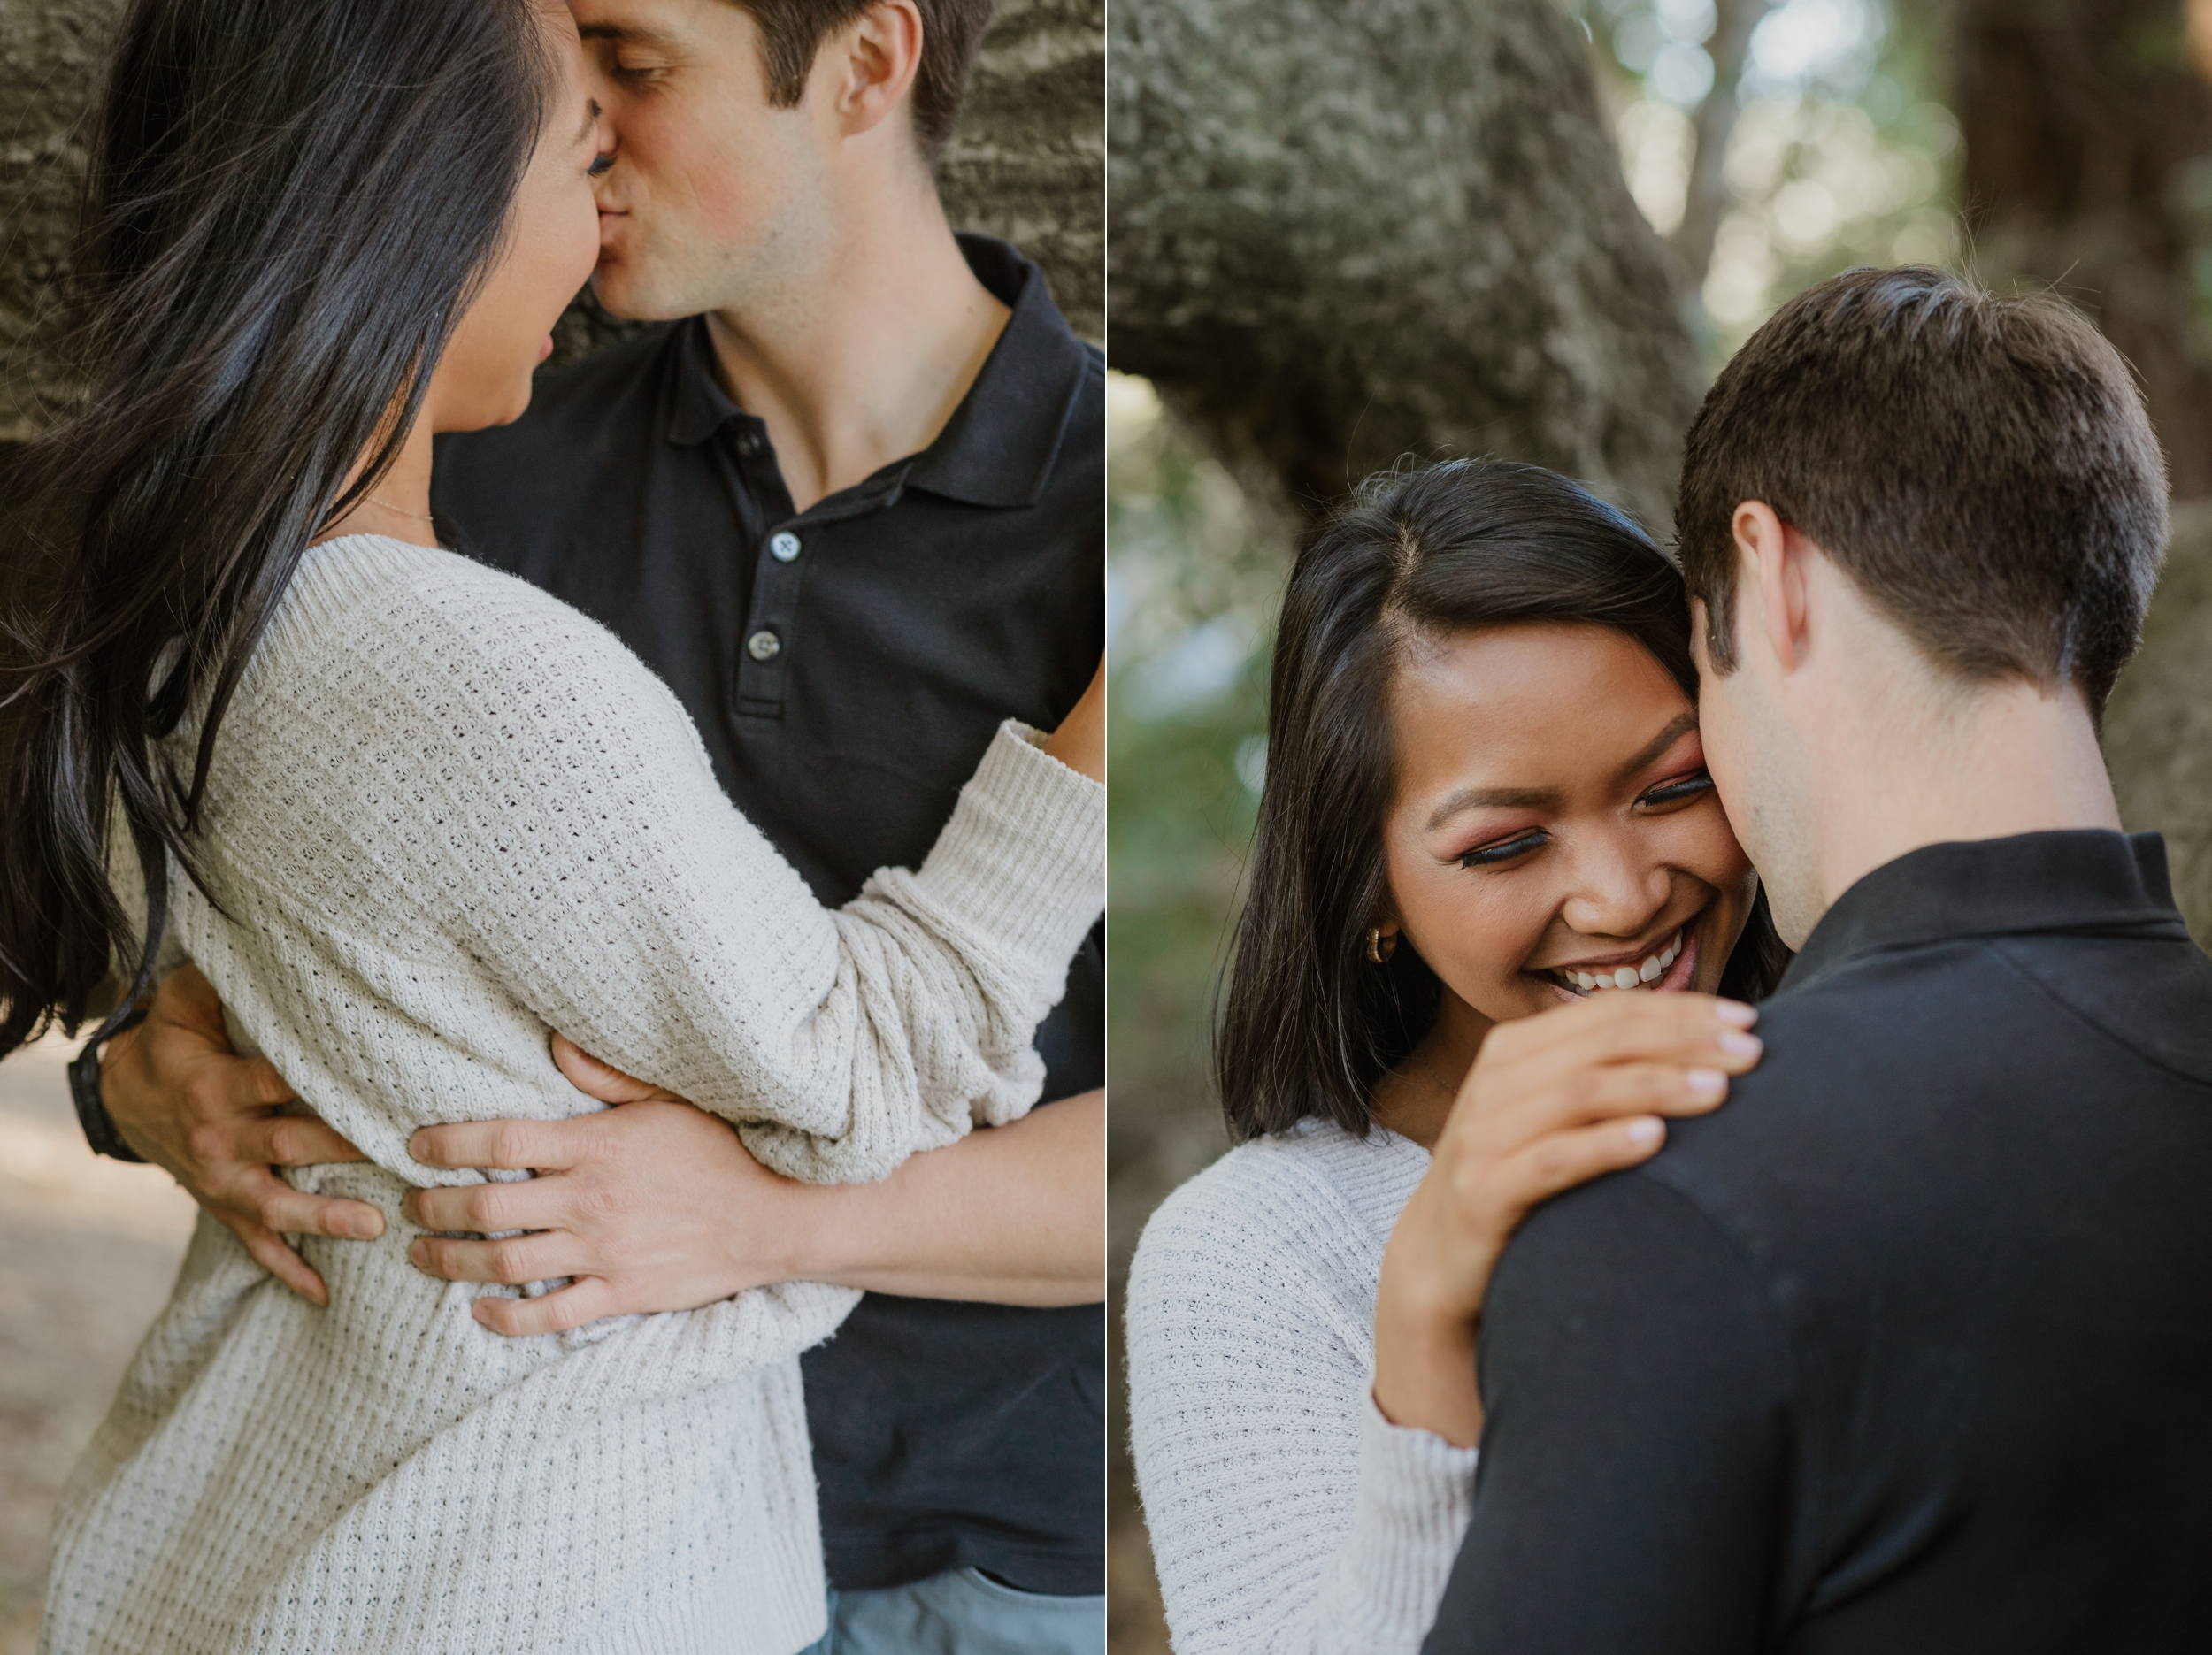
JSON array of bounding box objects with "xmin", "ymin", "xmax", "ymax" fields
[
  {"xmin": 40, "ymin": 534, "xmax": 1104, "ymax": 1655},
  {"xmin": 1126, "ymin": 1118, "xmax": 1480, "ymax": 1655}
]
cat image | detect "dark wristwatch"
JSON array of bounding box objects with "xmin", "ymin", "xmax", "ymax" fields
[{"xmin": 70, "ymin": 1009, "xmax": 150, "ymax": 1163}]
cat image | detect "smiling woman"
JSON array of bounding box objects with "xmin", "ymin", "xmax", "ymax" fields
[
  {"xmin": 1123, "ymin": 457, "xmax": 1788, "ymax": 1655},
  {"xmin": 1379, "ymin": 622, "xmax": 1750, "ymax": 1026},
  {"xmin": 1218, "ymin": 459, "xmax": 1785, "ymax": 1148}
]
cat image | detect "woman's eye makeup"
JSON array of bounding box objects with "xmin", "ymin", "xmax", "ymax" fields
[
  {"xmin": 588, "ymin": 151, "xmax": 616, "ymax": 178},
  {"xmin": 1638, "ymin": 770, "xmax": 1716, "ymax": 808},
  {"xmin": 1457, "ymin": 830, "xmax": 1548, "ymax": 869}
]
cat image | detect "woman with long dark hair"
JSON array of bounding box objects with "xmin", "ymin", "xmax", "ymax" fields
[
  {"xmin": 2, "ymin": 3, "xmax": 1100, "ymax": 1650},
  {"xmin": 1125, "ymin": 458, "xmax": 1787, "ymax": 1654}
]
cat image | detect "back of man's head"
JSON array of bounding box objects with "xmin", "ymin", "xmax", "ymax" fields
[
  {"xmin": 738, "ymin": 0, "xmax": 995, "ymax": 164},
  {"xmin": 1678, "ymin": 266, "xmax": 2169, "ymax": 717}
]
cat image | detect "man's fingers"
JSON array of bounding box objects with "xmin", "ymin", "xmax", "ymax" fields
[
  {"xmin": 234, "ymin": 1168, "xmax": 386, "ymax": 1241},
  {"xmin": 223, "ymin": 1214, "xmax": 330, "ymax": 1306},
  {"xmin": 404, "ymin": 1176, "xmax": 569, "ymax": 1237},
  {"xmin": 233, "ymin": 1114, "xmax": 368, "ymax": 1169},
  {"xmin": 549, "ymin": 1034, "xmax": 679, "ymax": 1105},
  {"xmin": 409, "ymin": 1229, "xmax": 574, "ymax": 1287},
  {"xmin": 247, "ymin": 1055, "xmax": 298, "ymax": 1107},
  {"xmin": 155, "ymin": 962, "xmax": 227, "ymax": 1031},
  {"xmin": 410, "ymin": 1115, "xmax": 585, "ymax": 1173},
  {"xmin": 472, "ymin": 1276, "xmax": 622, "ymax": 1338}
]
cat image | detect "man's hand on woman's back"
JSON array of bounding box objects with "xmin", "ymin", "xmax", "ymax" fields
[
  {"xmin": 99, "ymin": 964, "xmax": 379, "ymax": 1303},
  {"xmin": 405, "ymin": 1036, "xmax": 1109, "ymax": 1336}
]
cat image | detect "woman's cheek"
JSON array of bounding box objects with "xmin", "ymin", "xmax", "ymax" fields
[{"xmin": 1415, "ymin": 875, "xmax": 1549, "ymax": 1017}]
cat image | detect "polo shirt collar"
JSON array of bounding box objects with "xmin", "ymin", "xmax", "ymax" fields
[
  {"xmin": 660, "ymin": 234, "xmax": 1090, "ymax": 510},
  {"xmin": 1779, "ymin": 830, "xmax": 2190, "ymax": 997}
]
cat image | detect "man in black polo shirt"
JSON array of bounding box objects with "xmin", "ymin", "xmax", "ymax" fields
[
  {"xmin": 1423, "ymin": 267, "xmax": 2212, "ymax": 1653},
  {"xmin": 85, "ymin": 1, "xmax": 1104, "ymax": 1650}
]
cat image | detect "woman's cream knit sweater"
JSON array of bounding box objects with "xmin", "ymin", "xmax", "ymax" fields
[
  {"xmin": 39, "ymin": 535, "xmax": 1104, "ymax": 1655},
  {"xmin": 1126, "ymin": 1119, "xmax": 1481, "ymax": 1654}
]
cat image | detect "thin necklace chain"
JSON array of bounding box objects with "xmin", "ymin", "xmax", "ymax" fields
[
  {"xmin": 1413, "ymin": 1053, "xmax": 1465, "ymax": 1102},
  {"xmin": 365, "ymin": 494, "xmax": 436, "ymax": 525}
]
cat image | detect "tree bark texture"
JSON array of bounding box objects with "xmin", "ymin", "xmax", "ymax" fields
[
  {"xmin": 1107, "ymin": 0, "xmax": 1706, "ymax": 533},
  {"xmin": 0, "ymin": 0, "xmax": 1102, "ymax": 442},
  {"xmin": 2106, "ymin": 507, "xmax": 2212, "ymax": 943},
  {"xmin": 1956, "ymin": 0, "xmax": 2212, "ymax": 499}
]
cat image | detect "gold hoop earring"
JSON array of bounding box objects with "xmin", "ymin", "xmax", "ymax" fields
[{"xmin": 1365, "ymin": 926, "xmax": 1398, "ymax": 964}]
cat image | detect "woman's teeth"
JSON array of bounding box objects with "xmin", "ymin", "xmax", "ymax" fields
[{"xmin": 1551, "ymin": 929, "xmax": 1683, "ymax": 993}]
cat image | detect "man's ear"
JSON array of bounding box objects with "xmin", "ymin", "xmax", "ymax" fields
[
  {"xmin": 828, "ymin": 0, "xmax": 925, "ymax": 141},
  {"xmin": 1730, "ymin": 501, "xmax": 1811, "ymax": 678}
]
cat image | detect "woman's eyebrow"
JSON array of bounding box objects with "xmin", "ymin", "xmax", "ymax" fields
[
  {"xmin": 1425, "ymin": 785, "xmax": 1561, "ymax": 832},
  {"xmin": 1615, "ymin": 711, "xmax": 1700, "ymax": 781}
]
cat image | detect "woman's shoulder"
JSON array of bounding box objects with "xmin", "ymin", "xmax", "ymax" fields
[
  {"xmin": 270, "ymin": 533, "xmax": 693, "ymax": 728},
  {"xmin": 285, "ymin": 533, "xmax": 609, "ymax": 653},
  {"xmin": 213, "ymin": 533, "xmax": 714, "ymax": 799},
  {"xmin": 1132, "ymin": 1117, "xmax": 1427, "ymax": 1292}
]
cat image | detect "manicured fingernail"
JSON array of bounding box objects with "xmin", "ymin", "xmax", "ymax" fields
[
  {"xmin": 344, "ymin": 1212, "xmax": 383, "ymax": 1239},
  {"xmin": 1718, "ymin": 1030, "xmax": 1763, "ymax": 1059},
  {"xmin": 1625, "ymin": 1117, "xmax": 1664, "ymax": 1146},
  {"xmin": 408, "ymin": 1240, "xmax": 427, "ymax": 1267},
  {"xmin": 1685, "ymin": 1068, "xmax": 1727, "ymax": 1098},
  {"xmin": 1714, "ymin": 999, "xmax": 1759, "ymax": 1027}
]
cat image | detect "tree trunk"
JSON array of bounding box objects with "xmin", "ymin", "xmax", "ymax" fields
[
  {"xmin": 1956, "ymin": 0, "xmax": 2212, "ymax": 499},
  {"xmin": 941, "ymin": 0, "xmax": 1104, "ymax": 341},
  {"xmin": 0, "ymin": 0, "xmax": 121, "ymax": 442},
  {"xmin": 1107, "ymin": 0, "xmax": 1705, "ymax": 533},
  {"xmin": 2105, "ymin": 509, "xmax": 2212, "ymax": 943},
  {"xmin": 0, "ymin": 0, "xmax": 1102, "ymax": 440},
  {"xmin": 1672, "ymin": 0, "xmax": 1774, "ymax": 286}
]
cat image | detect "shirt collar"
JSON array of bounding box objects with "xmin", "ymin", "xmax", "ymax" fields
[
  {"xmin": 661, "ymin": 234, "xmax": 1091, "ymax": 510},
  {"xmin": 1779, "ymin": 829, "xmax": 2191, "ymax": 997}
]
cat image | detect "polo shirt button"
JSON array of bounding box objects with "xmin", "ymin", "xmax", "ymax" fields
[
  {"xmin": 734, "ymin": 430, "xmax": 763, "ymax": 458},
  {"xmin": 769, "ymin": 531, "xmax": 802, "ymax": 563},
  {"xmin": 746, "ymin": 628, "xmax": 781, "ymax": 662}
]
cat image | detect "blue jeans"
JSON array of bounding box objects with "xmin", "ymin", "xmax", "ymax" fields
[{"xmin": 794, "ymin": 1567, "xmax": 1105, "ymax": 1655}]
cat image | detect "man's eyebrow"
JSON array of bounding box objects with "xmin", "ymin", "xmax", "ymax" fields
[
  {"xmin": 575, "ymin": 97, "xmax": 602, "ymax": 143},
  {"xmin": 1425, "ymin": 785, "xmax": 1563, "ymax": 833},
  {"xmin": 1616, "ymin": 711, "xmax": 1701, "ymax": 782},
  {"xmin": 578, "ymin": 23, "xmax": 671, "ymax": 44}
]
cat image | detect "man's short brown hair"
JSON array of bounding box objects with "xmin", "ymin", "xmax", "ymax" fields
[
  {"xmin": 1677, "ymin": 265, "xmax": 2169, "ymax": 716},
  {"xmin": 737, "ymin": 0, "xmax": 995, "ymax": 164}
]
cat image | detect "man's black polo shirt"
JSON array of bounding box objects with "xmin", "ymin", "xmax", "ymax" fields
[
  {"xmin": 430, "ymin": 234, "xmax": 1104, "ymax": 1596},
  {"xmin": 1425, "ymin": 830, "xmax": 2212, "ymax": 1653}
]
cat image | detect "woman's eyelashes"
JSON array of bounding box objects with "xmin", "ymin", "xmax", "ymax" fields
[
  {"xmin": 1457, "ymin": 830, "xmax": 1548, "ymax": 869},
  {"xmin": 588, "ymin": 150, "xmax": 616, "ymax": 178},
  {"xmin": 1452, "ymin": 772, "xmax": 1714, "ymax": 868},
  {"xmin": 1638, "ymin": 770, "xmax": 1716, "ymax": 808}
]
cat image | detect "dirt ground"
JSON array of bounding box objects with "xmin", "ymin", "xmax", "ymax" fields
[{"xmin": 0, "ymin": 1033, "xmax": 196, "ymax": 1653}]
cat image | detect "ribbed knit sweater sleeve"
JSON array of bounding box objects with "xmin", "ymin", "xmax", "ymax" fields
[
  {"xmin": 1126, "ymin": 1126, "xmax": 1479, "ymax": 1654},
  {"xmin": 195, "ymin": 536, "xmax": 1102, "ymax": 1187}
]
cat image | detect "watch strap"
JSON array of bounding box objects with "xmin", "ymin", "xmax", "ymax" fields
[{"xmin": 70, "ymin": 1012, "xmax": 149, "ymax": 1163}]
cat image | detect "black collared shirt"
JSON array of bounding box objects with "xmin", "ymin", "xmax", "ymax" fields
[
  {"xmin": 431, "ymin": 234, "xmax": 1104, "ymax": 1595},
  {"xmin": 1425, "ymin": 831, "xmax": 2212, "ymax": 1654}
]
